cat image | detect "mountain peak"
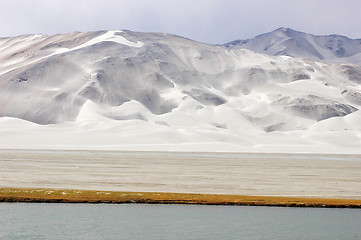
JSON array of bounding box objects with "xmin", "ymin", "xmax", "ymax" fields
[
  {"xmin": 224, "ymin": 28, "xmax": 361, "ymax": 65},
  {"xmin": 274, "ymin": 27, "xmax": 293, "ymax": 33},
  {"xmin": 272, "ymin": 27, "xmax": 304, "ymax": 36}
]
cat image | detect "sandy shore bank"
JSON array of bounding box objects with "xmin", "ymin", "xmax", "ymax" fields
[
  {"xmin": 1, "ymin": 150, "xmax": 360, "ymax": 201},
  {"xmin": 1, "ymin": 188, "xmax": 361, "ymax": 208}
]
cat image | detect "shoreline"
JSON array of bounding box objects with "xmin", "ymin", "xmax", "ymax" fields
[
  {"xmin": 1, "ymin": 148, "xmax": 361, "ymax": 156},
  {"xmin": 2, "ymin": 151, "xmax": 360, "ymax": 203},
  {"xmin": 1, "ymin": 188, "xmax": 361, "ymax": 208}
]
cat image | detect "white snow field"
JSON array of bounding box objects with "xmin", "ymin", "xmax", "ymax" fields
[{"xmin": 0, "ymin": 29, "xmax": 361, "ymax": 153}]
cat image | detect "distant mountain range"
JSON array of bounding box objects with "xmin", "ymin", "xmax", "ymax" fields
[
  {"xmin": 0, "ymin": 28, "xmax": 360, "ymax": 152},
  {"xmin": 225, "ymin": 27, "xmax": 361, "ymax": 65}
]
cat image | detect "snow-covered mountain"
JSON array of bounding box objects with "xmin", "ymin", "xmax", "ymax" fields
[
  {"xmin": 225, "ymin": 27, "xmax": 361, "ymax": 65},
  {"xmin": 0, "ymin": 29, "xmax": 360, "ymax": 152}
]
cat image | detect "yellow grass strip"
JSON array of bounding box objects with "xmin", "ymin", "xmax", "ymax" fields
[{"xmin": 1, "ymin": 188, "xmax": 361, "ymax": 208}]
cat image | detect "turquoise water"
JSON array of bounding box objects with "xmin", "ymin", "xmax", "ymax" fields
[{"xmin": 1, "ymin": 203, "xmax": 360, "ymax": 240}]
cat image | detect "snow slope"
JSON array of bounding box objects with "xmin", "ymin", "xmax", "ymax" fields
[{"xmin": 0, "ymin": 30, "xmax": 360, "ymax": 153}]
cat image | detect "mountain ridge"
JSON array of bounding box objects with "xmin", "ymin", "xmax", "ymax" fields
[
  {"xmin": 0, "ymin": 28, "xmax": 360, "ymax": 152},
  {"xmin": 225, "ymin": 27, "xmax": 361, "ymax": 65}
]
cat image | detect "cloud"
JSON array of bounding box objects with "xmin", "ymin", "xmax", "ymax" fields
[{"xmin": 1, "ymin": 0, "xmax": 361, "ymax": 43}]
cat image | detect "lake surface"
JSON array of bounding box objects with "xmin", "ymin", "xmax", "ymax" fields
[{"xmin": 1, "ymin": 203, "xmax": 360, "ymax": 240}]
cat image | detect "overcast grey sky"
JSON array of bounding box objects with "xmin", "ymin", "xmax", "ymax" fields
[{"xmin": 1, "ymin": 0, "xmax": 361, "ymax": 44}]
